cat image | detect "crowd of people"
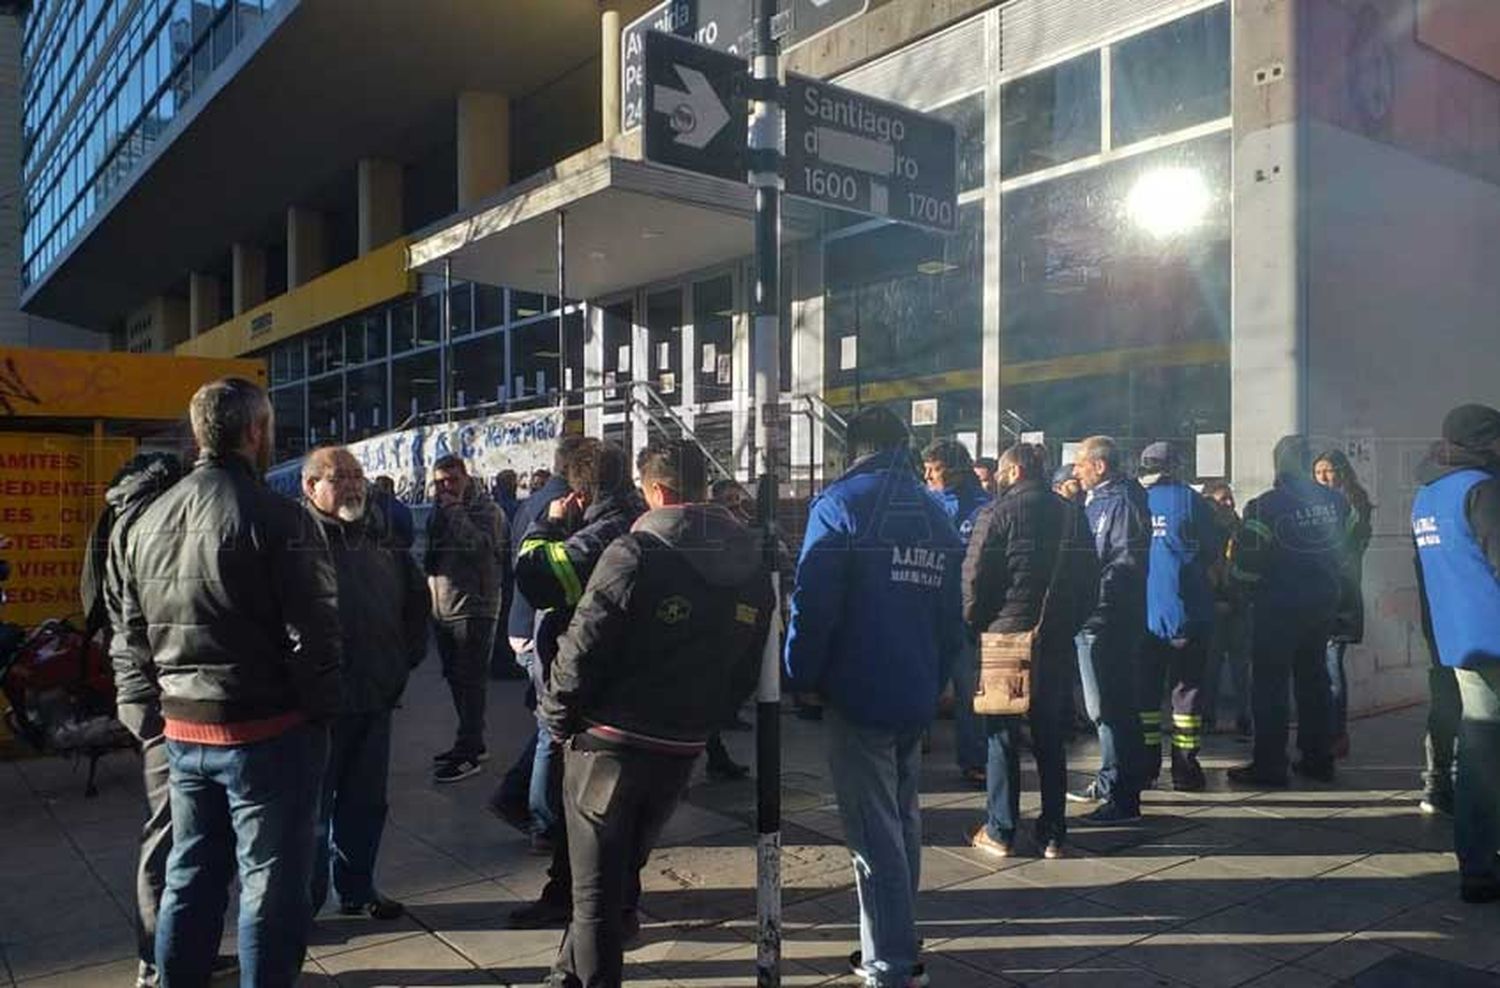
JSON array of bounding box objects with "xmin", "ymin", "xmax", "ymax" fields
[{"xmin": 79, "ymin": 372, "xmax": 1500, "ymax": 988}]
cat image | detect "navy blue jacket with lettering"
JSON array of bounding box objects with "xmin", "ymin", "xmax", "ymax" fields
[
  {"xmin": 1231, "ymin": 474, "xmax": 1349, "ymax": 616},
  {"xmin": 1083, "ymin": 476, "xmax": 1151, "ymax": 633},
  {"xmin": 1144, "ymin": 477, "xmax": 1221, "ymax": 640},
  {"xmin": 784, "ymin": 448, "xmax": 964, "ymax": 732},
  {"xmin": 1412, "ymin": 444, "xmax": 1500, "ymax": 669}
]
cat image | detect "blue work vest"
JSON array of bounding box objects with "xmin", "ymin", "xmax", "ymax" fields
[{"xmin": 1413, "ymin": 468, "xmax": 1500, "ymax": 669}]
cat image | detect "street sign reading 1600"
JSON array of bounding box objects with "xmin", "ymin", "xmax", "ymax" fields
[{"xmin": 784, "ymin": 74, "xmax": 958, "ymax": 232}]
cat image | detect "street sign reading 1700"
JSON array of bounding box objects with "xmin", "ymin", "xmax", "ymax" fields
[{"xmin": 783, "ymin": 73, "xmax": 958, "ymax": 231}]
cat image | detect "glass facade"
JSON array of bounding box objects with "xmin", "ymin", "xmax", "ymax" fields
[
  {"xmin": 820, "ymin": 2, "xmax": 1232, "ymax": 473},
  {"xmin": 22, "ymin": 0, "xmax": 282, "ymax": 288},
  {"xmin": 264, "ymin": 284, "xmax": 582, "ymax": 464}
]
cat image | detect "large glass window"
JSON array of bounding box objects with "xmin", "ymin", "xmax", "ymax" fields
[
  {"xmin": 824, "ymin": 203, "xmax": 983, "ymax": 392},
  {"xmin": 346, "ymin": 363, "xmax": 387, "ymax": 441},
  {"xmin": 692, "ymin": 275, "xmax": 734, "ymax": 403},
  {"xmin": 475, "ymin": 284, "xmax": 505, "ymax": 331},
  {"xmin": 307, "ymin": 374, "xmax": 344, "ymax": 447},
  {"xmin": 602, "ymin": 300, "xmax": 634, "ymax": 409},
  {"xmin": 1000, "ymin": 132, "xmax": 1231, "ymax": 459},
  {"xmin": 510, "ymin": 312, "xmax": 583, "ymax": 402},
  {"xmin": 645, "ymin": 289, "xmax": 683, "ymax": 406},
  {"xmin": 451, "ymin": 334, "xmax": 505, "ymax": 408},
  {"xmin": 449, "ymin": 283, "xmax": 474, "ymax": 337},
  {"xmin": 271, "ymin": 385, "xmax": 306, "ymax": 463},
  {"xmin": 933, "ymin": 93, "xmax": 985, "ymax": 193},
  {"xmin": 1111, "ymin": 4, "xmax": 1231, "ymax": 147},
  {"xmin": 392, "ymin": 350, "xmax": 441, "ymax": 424},
  {"xmin": 1001, "ymin": 52, "xmax": 1100, "ymax": 179}
]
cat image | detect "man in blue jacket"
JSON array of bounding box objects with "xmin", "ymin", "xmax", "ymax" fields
[
  {"xmin": 1072, "ymin": 436, "xmax": 1151, "ymax": 824},
  {"xmin": 786, "ymin": 407, "xmax": 963, "ymax": 988},
  {"xmin": 1228, "ymin": 435, "xmax": 1349, "ymax": 787},
  {"xmin": 1412, "ymin": 404, "xmax": 1500, "ymax": 903},
  {"xmin": 922, "ymin": 438, "xmax": 992, "ymax": 787},
  {"xmin": 1137, "ymin": 442, "xmax": 1221, "ymax": 792}
]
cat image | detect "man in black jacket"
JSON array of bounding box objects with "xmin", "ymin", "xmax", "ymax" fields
[
  {"xmin": 302, "ymin": 446, "xmax": 431, "ymax": 922},
  {"xmin": 99, "ymin": 452, "xmax": 199, "ymax": 988},
  {"xmin": 508, "ymin": 439, "xmax": 644, "ymax": 930},
  {"xmin": 964, "ymin": 443, "xmax": 1096, "ymax": 860},
  {"xmin": 427, "ymin": 453, "xmax": 510, "ymax": 782},
  {"xmin": 113, "ymin": 377, "xmax": 342, "ymax": 987},
  {"xmin": 542, "ymin": 441, "xmax": 773, "ymax": 988}
]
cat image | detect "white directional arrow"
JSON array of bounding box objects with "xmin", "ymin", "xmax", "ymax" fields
[{"xmin": 652, "ymin": 65, "xmax": 730, "ymax": 150}]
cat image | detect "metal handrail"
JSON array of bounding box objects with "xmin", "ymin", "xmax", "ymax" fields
[{"xmin": 626, "ymin": 381, "xmax": 737, "ymax": 484}]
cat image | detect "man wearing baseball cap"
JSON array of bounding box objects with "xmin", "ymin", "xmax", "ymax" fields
[
  {"xmin": 1137, "ymin": 442, "xmax": 1222, "ymax": 792},
  {"xmin": 1412, "ymin": 404, "xmax": 1500, "ymax": 903}
]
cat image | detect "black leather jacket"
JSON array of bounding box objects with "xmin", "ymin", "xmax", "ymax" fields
[{"xmin": 115, "ymin": 453, "xmax": 342, "ymax": 725}]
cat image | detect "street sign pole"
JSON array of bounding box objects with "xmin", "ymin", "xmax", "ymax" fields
[{"xmin": 749, "ymin": 0, "xmax": 783, "ymax": 985}]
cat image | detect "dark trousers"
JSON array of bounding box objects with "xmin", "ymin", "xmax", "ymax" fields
[
  {"xmin": 549, "ymin": 739, "xmax": 695, "ymax": 988},
  {"xmin": 1138, "ymin": 633, "xmax": 1208, "ymax": 773},
  {"xmin": 156, "ymin": 723, "xmax": 328, "ymax": 988},
  {"xmin": 435, "ymin": 616, "xmax": 497, "ymax": 758},
  {"xmin": 312, "ymin": 711, "xmax": 392, "ymax": 912},
  {"xmin": 1454, "ymin": 666, "xmax": 1500, "ymax": 881},
  {"xmin": 1426, "ymin": 662, "xmax": 1461, "ymax": 799},
  {"xmin": 1250, "ymin": 606, "xmax": 1334, "ymax": 773},
  {"xmin": 137, "ymin": 722, "xmax": 173, "ymax": 979},
  {"xmin": 1076, "ymin": 625, "xmax": 1146, "ymax": 809},
  {"xmin": 985, "ymin": 642, "xmax": 1072, "ymax": 845}
]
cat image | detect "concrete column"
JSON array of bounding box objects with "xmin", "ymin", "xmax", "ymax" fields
[
  {"xmin": 1231, "ymin": 0, "xmax": 1305, "ymax": 496},
  {"xmin": 232, "ymin": 242, "xmax": 267, "ymax": 315},
  {"xmin": 601, "ymin": 5, "xmax": 622, "ymax": 143},
  {"xmin": 286, "ymin": 206, "xmax": 328, "ymax": 289},
  {"xmin": 188, "ymin": 272, "xmax": 222, "ymax": 336},
  {"xmin": 457, "ymin": 92, "xmax": 512, "ymax": 209},
  {"xmin": 358, "ymin": 158, "xmax": 404, "ymax": 255}
]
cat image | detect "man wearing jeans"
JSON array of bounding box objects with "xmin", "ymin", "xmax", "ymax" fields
[
  {"xmin": 1071, "ymin": 436, "xmax": 1151, "ymax": 825},
  {"xmin": 114, "ymin": 377, "xmax": 343, "ymax": 986},
  {"xmin": 786, "ymin": 408, "xmax": 963, "ymax": 988},
  {"xmin": 1412, "ymin": 403, "xmax": 1500, "ymax": 903}
]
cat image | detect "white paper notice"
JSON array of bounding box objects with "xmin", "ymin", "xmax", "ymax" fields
[
  {"xmin": 911, "ymin": 398, "xmax": 938, "ymax": 427},
  {"xmin": 657, "ymin": 342, "xmax": 671, "ymax": 370},
  {"xmin": 956, "ymin": 432, "xmax": 978, "ymax": 458},
  {"xmin": 1021, "ymin": 431, "xmax": 1045, "ymax": 446},
  {"xmin": 603, "ymin": 371, "xmax": 617, "ymax": 398},
  {"xmin": 456, "ymin": 389, "xmax": 466, "ymax": 408},
  {"xmin": 701, "ymin": 343, "xmax": 717, "ymax": 373},
  {"xmin": 840, "ymin": 335, "xmax": 858, "ymax": 370},
  {"xmin": 716, "ymin": 354, "xmax": 732, "ymax": 385},
  {"xmin": 1061, "ymin": 441, "xmax": 1082, "ymax": 466},
  {"xmin": 617, "ymin": 345, "xmax": 632, "ymax": 373},
  {"xmin": 564, "ymin": 368, "xmax": 573, "ymax": 392},
  {"xmin": 535, "ymin": 370, "xmax": 547, "ymax": 395},
  {"xmin": 1196, "ymin": 432, "xmax": 1227, "ymax": 478},
  {"xmin": 514, "ymin": 376, "xmax": 525, "ymax": 400},
  {"xmin": 660, "ymin": 371, "xmax": 677, "ymax": 394}
]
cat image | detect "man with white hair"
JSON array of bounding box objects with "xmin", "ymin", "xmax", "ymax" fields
[{"xmin": 301, "ymin": 447, "xmax": 430, "ymax": 921}]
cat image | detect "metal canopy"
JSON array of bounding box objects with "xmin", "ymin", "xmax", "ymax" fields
[{"xmin": 407, "ymin": 154, "xmax": 824, "ymax": 300}]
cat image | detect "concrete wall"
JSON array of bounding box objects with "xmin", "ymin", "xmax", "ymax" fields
[
  {"xmin": 1297, "ymin": 0, "xmax": 1500, "ymax": 713},
  {"xmin": 1303, "ymin": 119, "xmax": 1500, "ymax": 714}
]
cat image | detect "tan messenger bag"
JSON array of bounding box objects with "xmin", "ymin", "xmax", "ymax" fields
[{"xmin": 973, "ymin": 526, "xmax": 1066, "ymax": 717}]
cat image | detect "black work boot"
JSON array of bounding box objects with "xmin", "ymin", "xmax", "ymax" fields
[{"xmin": 1171, "ymin": 748, "xmax": 1207, "ymax": 792}]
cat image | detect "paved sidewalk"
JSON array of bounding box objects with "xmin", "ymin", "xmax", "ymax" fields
[{"xmin": 2, "ymin": 661, "xmax": 1497, "ymax": 987}]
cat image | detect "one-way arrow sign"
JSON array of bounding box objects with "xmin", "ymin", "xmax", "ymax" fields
[
  {"xmin": 653, "ymin": 65, "xmax": 731, "ymax": 150},
  {"xmin": 643, "ymin": 31, "xmax": 748, "ymax": 182}
]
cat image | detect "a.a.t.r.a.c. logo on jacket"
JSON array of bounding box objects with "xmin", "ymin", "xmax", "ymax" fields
[
  {"xmin": 1413, "ymin": 514, "xmax": 1441, "ymax": 547},
  {"xmin": 890, "ymin": 545, "xmax": 950, "ymax": 588}
]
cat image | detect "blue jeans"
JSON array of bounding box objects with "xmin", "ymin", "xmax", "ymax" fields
[
  {"xmin": 986, "ymin": 641, "xmax": 1072, "ymax": 845},
  {"xmin": 312, "ymin": 712, "xmax": 391, "ymax": 913},
  {"xmin": 1454, "ymin": 665, "xmax": 1500, "ymax": 881},
  {"xmin": 951, "ymin": 638, "xmax": 986, "ymax": 773},
  {"xmin": 1326, "ymin": 640, "xmax": 1349, "ymax": 739},
  {"xmin": 826, "ymin": 708, "xmax": 923, "ymax": 988},
  {"xmin": 1250, "ymin": 606, "xmax": 1333, "ymax": 772},
  {"xmin": 1076, "ymin": 626, "xmax": 1145, "ymax": 810},
  {"xmin": 157, "ymin": 723, "xmax": 328, "ymax": 988},
  {"xmin": 530, "ymin": 724, "xmax": 561, "ymax": 837}
]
